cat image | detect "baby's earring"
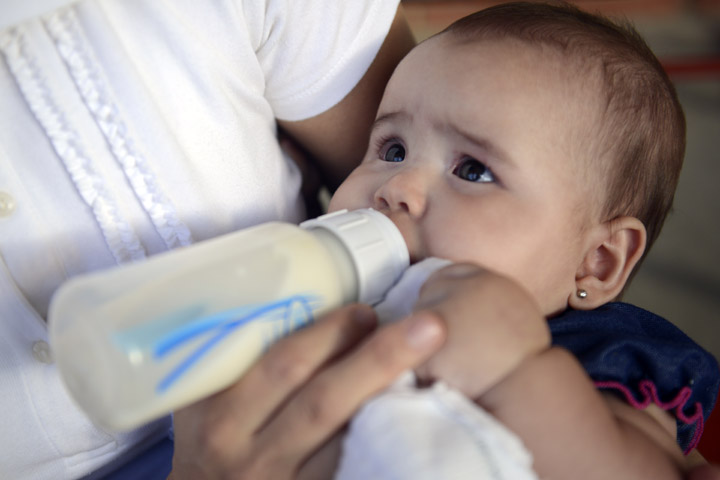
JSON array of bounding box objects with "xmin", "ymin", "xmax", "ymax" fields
[{"xmin": 576, "ymin": 289, "xmax": 588, "ymax": 299}]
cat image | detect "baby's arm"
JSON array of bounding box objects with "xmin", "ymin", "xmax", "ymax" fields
[
  {"xmin": 414, "ymin": 263, "xmax": 686, "ymax": 480},
  {"xmin": 478, "ymin": 341, "xmax": 685, "ymax": 479}
]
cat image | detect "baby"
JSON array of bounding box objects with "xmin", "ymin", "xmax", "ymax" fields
[{"xmin": 324, "ymin": 2, "xmax": 719, "ymax": 479}]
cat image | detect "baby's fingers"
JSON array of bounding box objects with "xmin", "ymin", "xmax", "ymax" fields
[{"xmin": 413, "ymin": 263, "xmax": 550, "ymax": 397}]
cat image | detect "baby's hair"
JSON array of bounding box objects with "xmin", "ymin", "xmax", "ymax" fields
[{"xmin": 440, "ymin": 1, "xmax": 686, "ymax": 261}]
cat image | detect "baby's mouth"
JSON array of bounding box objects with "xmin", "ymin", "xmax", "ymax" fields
[{"xmin": 381, "ymin": 212, "xmax": 424, "ymax": 264}]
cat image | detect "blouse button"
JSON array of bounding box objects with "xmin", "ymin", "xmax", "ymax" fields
[
  {"xmin": 32, "ymin": 341, "xmax": 54, "ymax": 364},
  {"xmin": 0, "ymin": 191, "xmax": 16, "ymax": 218}
]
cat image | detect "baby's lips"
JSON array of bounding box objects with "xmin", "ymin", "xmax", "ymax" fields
[{"xmin": 381, "ymin": 211, "xmax": 423, "ymax": 264}]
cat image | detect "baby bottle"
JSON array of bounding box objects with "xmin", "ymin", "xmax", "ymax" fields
[{"xmin": 48, "ymin": 208, "xmax": 408, "ymax": 431}]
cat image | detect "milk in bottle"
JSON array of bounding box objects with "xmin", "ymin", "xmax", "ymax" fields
[{"xmin": 49, "ymin": 209, "xmax": 408, "ymax": 430}]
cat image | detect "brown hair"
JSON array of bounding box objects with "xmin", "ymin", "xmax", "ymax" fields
[{"xmin": 441, "ymin": 1, "xmax": 686, "ymax": 261}]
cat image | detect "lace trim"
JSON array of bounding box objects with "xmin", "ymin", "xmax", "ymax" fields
[
  {"xmin": 0, "ymin": 26, "xmax": 146, "ymax": 264},
  {"xmin": 596, "ymin": 379, "xmax": 705, "ymax": 454},
  {"xmin": 45, "ymin": 8, "xmax": 193, "ymax": 250}
]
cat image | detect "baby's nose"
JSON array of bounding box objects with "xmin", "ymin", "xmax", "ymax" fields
[{"xmin": 373, "ymin": 168, "xmax": 428, "ymax": 217}]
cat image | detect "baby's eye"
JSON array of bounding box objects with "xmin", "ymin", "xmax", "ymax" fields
[
  {"xmin": 453, "ymin": 157, "xmax": 495, "ymax": 183},
  {"xmin": 381, "ymin": 142, "xmax": 406, "ymax": 163}
]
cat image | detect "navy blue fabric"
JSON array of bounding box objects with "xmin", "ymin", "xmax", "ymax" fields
[
  {"xmin": 98, "ymin": 435, "xmax": 173, "ymax": 480},
  {"xmin": 550, "ymin": 302, "xmax": 720, "ymax": 452}
]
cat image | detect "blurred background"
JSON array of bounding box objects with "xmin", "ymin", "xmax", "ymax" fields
[
  {"xmin": 402, "ymin": 0, "xmax": 720, "ymax": 359},
  {"xmin": 401, "ymin": 0, "xmax": 720, "ymax": 458}
]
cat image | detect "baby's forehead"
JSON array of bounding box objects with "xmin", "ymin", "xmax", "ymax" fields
[
  {"xmin": 430, "ymin": 34, "xmax": 606, "ymax": 122},
  {"xmin": 459, "ymin": 36, "xmax": 608, "ymax": 179},
  {"xmin": 414, "ymin": 35, "xmax": 600, "ymax": 111},
  {"xmin": 436, "ymin": 32, "xmax": 600, "ymax": 81},
  {"xmin": 411, "ymin": 36, "xmax": 607, "ymax": 168}
]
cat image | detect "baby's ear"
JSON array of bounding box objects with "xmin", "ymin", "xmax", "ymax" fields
[{"xmin": 570, "ymin": 217, "xmax": 647, "ymax": 310}]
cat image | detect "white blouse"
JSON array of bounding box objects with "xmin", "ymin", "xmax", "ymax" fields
[{"xmin": 0, "ymin": 0, "xmax": 400, "ymax": 477}]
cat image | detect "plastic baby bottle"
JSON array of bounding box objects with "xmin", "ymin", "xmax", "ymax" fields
[{"xmin": 49, "ymin": 208, "xmax": 408, "ymax": 431}]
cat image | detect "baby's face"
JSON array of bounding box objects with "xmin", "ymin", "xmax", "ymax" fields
[{"xmin": 329, "ymin": 35, "xmax": 603, "ymax": 316}]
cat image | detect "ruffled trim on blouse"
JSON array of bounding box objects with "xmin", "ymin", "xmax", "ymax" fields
[
  {"xmin": 0, "ymin": 24, "xmax": 147, "ymax": 264},
  {"xmin": 45, "ymin": 8, "xmax": 193, "ymax": 252}
]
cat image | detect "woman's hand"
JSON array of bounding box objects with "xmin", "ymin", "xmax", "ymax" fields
[{"xmin": 169, "ymin": 303, "xmax": 445, "ymax": 480}]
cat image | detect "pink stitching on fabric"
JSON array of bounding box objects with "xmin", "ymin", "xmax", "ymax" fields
[{"xmin": 595, "ymin": 379, "xmax": 704, "ymax": 454}]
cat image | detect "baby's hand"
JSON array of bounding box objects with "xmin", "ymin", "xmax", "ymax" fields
[{"xmin": 412, "ymin": 263, "xmax": 550, "ymax": 399}]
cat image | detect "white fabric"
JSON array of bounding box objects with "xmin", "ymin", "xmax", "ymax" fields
[
  {"xmin": 374, "ymin": 256, "xmax": 452, "ymax": 324},
  {"xmin": 0, "ymin": 0, "xmax": 77, "ymax": 30},
  {"xmin": 0, "ymin": 0, "xmax": 400, "ymax": 477},
  {"xmin": 336, "ymin": 259, "xmax": 538, "ymax": 480}
]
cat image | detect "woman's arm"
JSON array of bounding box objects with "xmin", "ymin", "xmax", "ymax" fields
[{"xmin": 277, "ymin": 4, "xmax": 415, "ymax": 191}]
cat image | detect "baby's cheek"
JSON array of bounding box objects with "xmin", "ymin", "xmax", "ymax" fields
[
  {"xmin": 326, "ymin": 194, "xmax": 345, "ymax": 213},
  {"xmin": 327, "ymin": 183, "xmax": 365, "ymax": 213}
]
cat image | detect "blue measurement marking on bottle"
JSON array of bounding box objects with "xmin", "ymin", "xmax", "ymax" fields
[
  {"xmin": 113, "ymin": 304, "xmax": 206, "ymax": 353},
  {"xmin": 152, "ymin": 294, "xmax": 320, "ymax": 393}
]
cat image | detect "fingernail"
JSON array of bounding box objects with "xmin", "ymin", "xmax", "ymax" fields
[
  {"xmin": 406, "ymin": 314, "xmax": 443, "ymax": 351},
  {"xmin": 439, "ymin": 263, "xmax": 480, "ymax": 279},
  {"xmin": 414, "ymin": 288, "xmax": 448, "ymax": 310}
]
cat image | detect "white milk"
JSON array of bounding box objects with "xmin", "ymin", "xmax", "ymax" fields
[{"xmin": 49, "ymin": 209, "xmax": 408, "ymax": 431}]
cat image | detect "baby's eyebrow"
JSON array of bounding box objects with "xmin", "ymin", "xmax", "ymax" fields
[
  {"xmin": 371, "ymin": 111, "xmax": 515, "ymax": 170},
  {"xmin": 372, "ymin": 111, "xmax": 410, "ymax": 132},
  {"xmin": 447, "ymin": 123, "xmax": 515, "ymax": 170}
]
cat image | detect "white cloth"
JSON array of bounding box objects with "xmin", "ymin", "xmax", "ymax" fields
[
  {"xmin": 0, "ymin": 0, "xmax": 400, "ymax": 477},
  {"xmin": 336, "ymin": 259, "xmax": 538, "ymax": 480}
]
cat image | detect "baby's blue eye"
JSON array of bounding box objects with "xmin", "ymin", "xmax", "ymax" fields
[
  {"xmin": 382, "ymin": 143, "xmax": 406, "ymax": 163},
  {"xmin": 453, "ymin": 158, "xmax": 494, "ymax": 183}
]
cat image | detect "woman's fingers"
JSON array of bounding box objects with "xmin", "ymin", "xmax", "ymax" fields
[
  {"xmin": 210, "ymin": 304, "xmax": 379, "ymax": 437},
  {"xmin": 170, "ymin": 304, "xmax": 379, "ymax": 479},
  {"xmin": 171, "ymin": 305, "xmax": 445, "ymax": 479},
  {"xmin": 255, "ymin": 312, "xmax": 446, "ymax": 469}
]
